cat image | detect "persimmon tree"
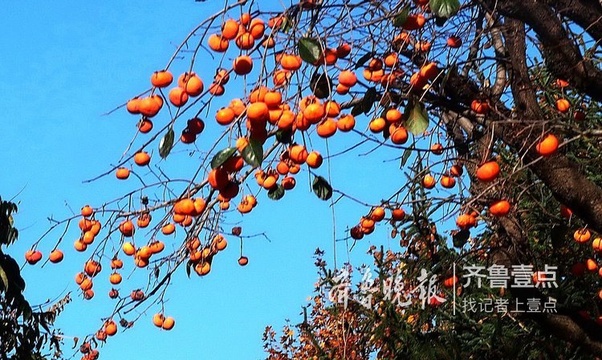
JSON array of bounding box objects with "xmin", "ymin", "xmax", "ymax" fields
[
  {"xmin": 1, "ymin": 197, "xmax": 65, "ymax": 359},
  {"xmin": 23, "ymin": 0, "xmax": 602, "ymax": 358}
]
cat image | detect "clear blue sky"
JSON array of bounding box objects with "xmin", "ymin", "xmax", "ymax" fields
[{"xmin": 0, "ymin": 1, "xmax": 453, "ymax": 359}]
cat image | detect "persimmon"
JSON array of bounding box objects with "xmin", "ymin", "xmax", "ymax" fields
[
  {"xmin": 235, "ymin": 32, "xmax": 255, "ymax": 50},
  {"xmin": 208, "ymin": 167, "xmax": 229, "ymax": 190},
  {"xmin": 422, "ymin": 174, "xmax": 436, "ymax": 189},
  {"xmin": 476, "ymin": 161, "xmax": 500, "ymax": 182},
  {"xmin": 336, "ymin": 42, "xmax": 352, "ymax": 58},
  {"xmin": 587, "ymin": 259, "xmax": 599, "ymax": 272},
  {"xmin": 369, "ymin": 117, "xmax": 387, "ymax": 133},
  {"xmin": 151, "ymin": 70, "xmax": 173, "ymax": 88},
  {"xmin": 289, "ymin": 144, "xmax": 309, "ymax": 164},
  {"xmin": 180, "ymin": 129, "xmax": 196, "ymax": 144},
  {"xmin": 137, "ymin": 245, "xmax": 153, "ymax": 260},
  {"xmin": 138, "ymin": 95, "xmax": 163, "ymax": 117},
  {"xmin": 233, "ymin": 55, "xmax": 253, "ymax": 75},
  {"xmin": 336, "ymin": 83, "xmax": 350, "ymax": 95},
  {"xmin": 306, "ymin": 151, "xmax": 323, "ymax": 168},
  {"xmin": 25, "ymin": 250, "xmax": 42, "ymax": 265},
  {"xmin": 108, "ymin": 288, "xmax": 119, "ymax": 299},
  {"xmin": 110, "ymin": 258, "xmax": 123, "ymax": 270},
  {"xmin": 456, "ymin": 213, "xmax": 477, "ymax": 230},
  {"xmin": 126, "ymin": 97, "xmax": 141, "ymax": 114},
  {"xmin": 560, "ymin": 204, "xmax": 573, "ymax": 218},
  {"xmin": 389, "ymin": 123, "xmax": 409, "ymax": 144},
  {"xmin": 370, "ymin": 207, "xmax": 386, "ymax": 222},
  {"xmin": 419, "ymin": 62, "xmax": 438, "ymax": 80},
  {"xmin": 471, "ymin": 100, "xmax": 490, "ymax": 114},
  {"xmin": 281, "ymin": 176, "xmax": 296, "ymax": 190},
  {"xmin": 391, "ymin": 208, "xmax": 406, "ymax": 221},
  {"xmin": 535, "ymin": 134, "xmax": 559, "ymax": 157},
  {"xmin": 338, "ymin": 70, "xmax": 357, "ymax": 87},
  {"xmin": 134, "ymin": 151, "xmax": 151, "ymax": 166},
  {"xmin": 443, "ymin": 276, "xmax": 459, "ymax": 288},
  {"xmin": 221, "ymin": 19, "xmax": 239, "ymax": 40},
  {"xmin": 104, "ymin": 320, "xmax": 117, "ymax": 336},
  {"xmin": 150, "ymin": 241, "xmax": 165, "ymax": 254},
  {"xmin": 249, "ymin": 18, "xmax": 265, "ymax": 38},
  {"xmin": 556, "ymin": 98, "xmax": 570, "ymax": 113},
  {"xmin": 115, "ymin": 167, "xmax": 130, "ymax": 180},
  {"xmin": 208, "ymin": 34, "xmax": 229, "ymax": 52},
  {"xmin": 85, "ymin": 259, "xmax": 102, "ymax": 277},
  {"xmin": 402, "ymin": 13, "xmax": 426, "ymax": 30},
  {"xmin": 174, "ymin": 198, "xmax": 195, "ymax": 216},
  {"xmin": 280, "ymin": 54, "xmax": 303, "ymax": 71},
  {"xmin": 593, "ymin": 238, "xmax": 602, "ymax": 252},
  {"xmin": 95, "ymin": 330, "xmax": 107, "ymax": 342},
  {"xmin": 74, "ymin": 240, "xmax": 88, "ymax": 252},
  {"xmin": 138, "ymin": 118, "xmax": 153, "ymax": 133},
  {"xmin": 450, "ymin": 164, "xmax": 463, "ymax": 177},
  {"xmin": 489, "ymin": 200, "xmax": 511, "ymax": 217},
  {"xmin": 162, "ymin": 223, "xmax": 176, "ymax": 235},
  {"xmin": 247, "ymin": 102, "xmax": 269, "ymax": 123},
  {"xmin": 83, "ymin": 289, "xmax": 95, "ymax": 300},
  {"xmin": 130, "ymin": 289, "xmax": 145, "ymax": 301},
  {"xmin": 223, "ymin": 156, "xmax": 244, "ymax": 173},
  {"xmin": 430, "ymin": 143, "xmax": 444, "ymax": 155},
  {"xmin": 384, "ymin": 52, "xmax": 399, "ymax": 67},
  {"xmin": 273, "ymin": 69, "xmax": 291, "ymax": 86},
  {"xmin": 82, "ymin": 231, "xmax": 95, "ymax": 245},
  {"xmin": 153, "ymin": 313, "xmax": 165, "ymax": 328},
  {"xmin": 215, "ymin": 107, "xmax": 236, "ymax": 126},
  {"xmin": 385, "ymin": 108, "xmax": 403, "ymax": 123},
  {"xmin": 109, "ymin": 272, "xmax": 122, "ymax": 285},
  {"xmin": 409, "ymin": 72, "xmax": 427, "ymax": 89},
  {"xmin": 168, "ymin": 87, "xmax": 189, "ymax": 107},
  {"xmin": 447, "ymin": 35, "xmax": 462, "ymax": 48},
  {"xmin": 118, "ymin": 219, "xmax": 135, "ymax": 237},
  {"xmin": 162, "ymin": 316, "xmax": 175, "ymax": 330},
  {"xmin": 79, "ymin": 277, "xmax": 93, "ymax": 291},
  {"xmin": 238, "ymin": 256, "xmax": 249, "ymax": 266},
  {"xmin": 440, "ymin": 175, "xmax": 456, "ymax": 189},
  {"xmin": 574, "ymin": 228, "xmax": 591, "ymax": 243},
  {"xmin": 316, "ymin": 118, "xmax": 338, "ymax": 138},
  {"xmin": 122, "ymin": 242, "xmax": 136, "ymax": 256},
  {"xmin": 337, "ymin": 114, "xmax": 355, "ymax": 132},
  {"xmin": 49, "ymin": 249, "xmax": 64, "ymax": 263},
  {"xmin": 303, "ymin": 103, "xmax": 325, "ymax": 124},
  {"xmin": 81, "ymin": 205, "xmax": 94, "ymax": 217},
  {"xmin": 195, "ymin": 261, "xmax": 211, "ymax": 276}
]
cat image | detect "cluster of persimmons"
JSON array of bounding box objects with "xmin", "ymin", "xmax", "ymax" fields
[{"xmin": 21, "ymin": 0, "xmax": 588, "ymax": 358}]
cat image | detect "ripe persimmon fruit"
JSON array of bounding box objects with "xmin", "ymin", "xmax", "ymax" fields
[
  {"xmin": 115, "ymin": 167, "xmax": 130, "ymax": 180},
  {"xmin": 134, "ymin": 151, "xmax": 151, "ymax": 166},
  {"xmin": 151, "ymin": 70, "xmax": 173, "ymax": 88},
  {"xmin": 535, "ymin": 134, "xmax": 559, "ymax": 157},
  {"xmin": 476, "ymin": 161, "xmax": 500, "ymax": 182}
]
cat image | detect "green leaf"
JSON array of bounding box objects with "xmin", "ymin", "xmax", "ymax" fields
[
  {"xmin": 355, "ymin": 51, "xmax": 375, "ymax": 70},
  {"xmin": 400, "ymin": 147, "xmax": 412, "ymax": 167},
  {"xmin": 453, "ymin": 229, "xmax": 470, "ymax": 248},
  {"xmin": 310, "ymin": 71, "xmax": 331, "ymax": 99},
  {"xmin": 159, "ymin": 128, "xmax": 175, "ymax": 159},
  {"xmin": 429, "ymin": 0, "xmax": 460, "ymax": 19},
  {"xmin": 312, "ymin": 176, "xmax": 333, "ymax": 201},
  {"xmin": 362, "ymin": 87, "xmax": 378, "ymax": 114},
  {"xmin": 267, "ymin": 185, "xmax": 285, "ymax": 200},
  {"xmin": 392, "ymin": 6, "xmax": 410, "ymax": 27},
  {"xmin": 211, "ymin": 147, "xmax": 237, "ymax": 169},
  {"xmin": 241, "ymin": 138, "xmax": 263, "ymax": 168},
  {"xmin": 298, "ymin": 37, "xmax": 321, "ymax": 64},
  {"xmin": 0, "ymin": 265, "xmax": 8, "ymax": 291},
  {"xmin": 276, "ymin": 129, "xmax": 293, "ymax": 144},
  {"xmin": 404, "ymin": 100, "xmax": 429, "ymax": 135}
]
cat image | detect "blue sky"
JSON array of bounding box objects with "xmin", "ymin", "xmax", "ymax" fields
[{"xmin": 0, "ymin": 2, "xmax": 420, "ymax": 359}]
